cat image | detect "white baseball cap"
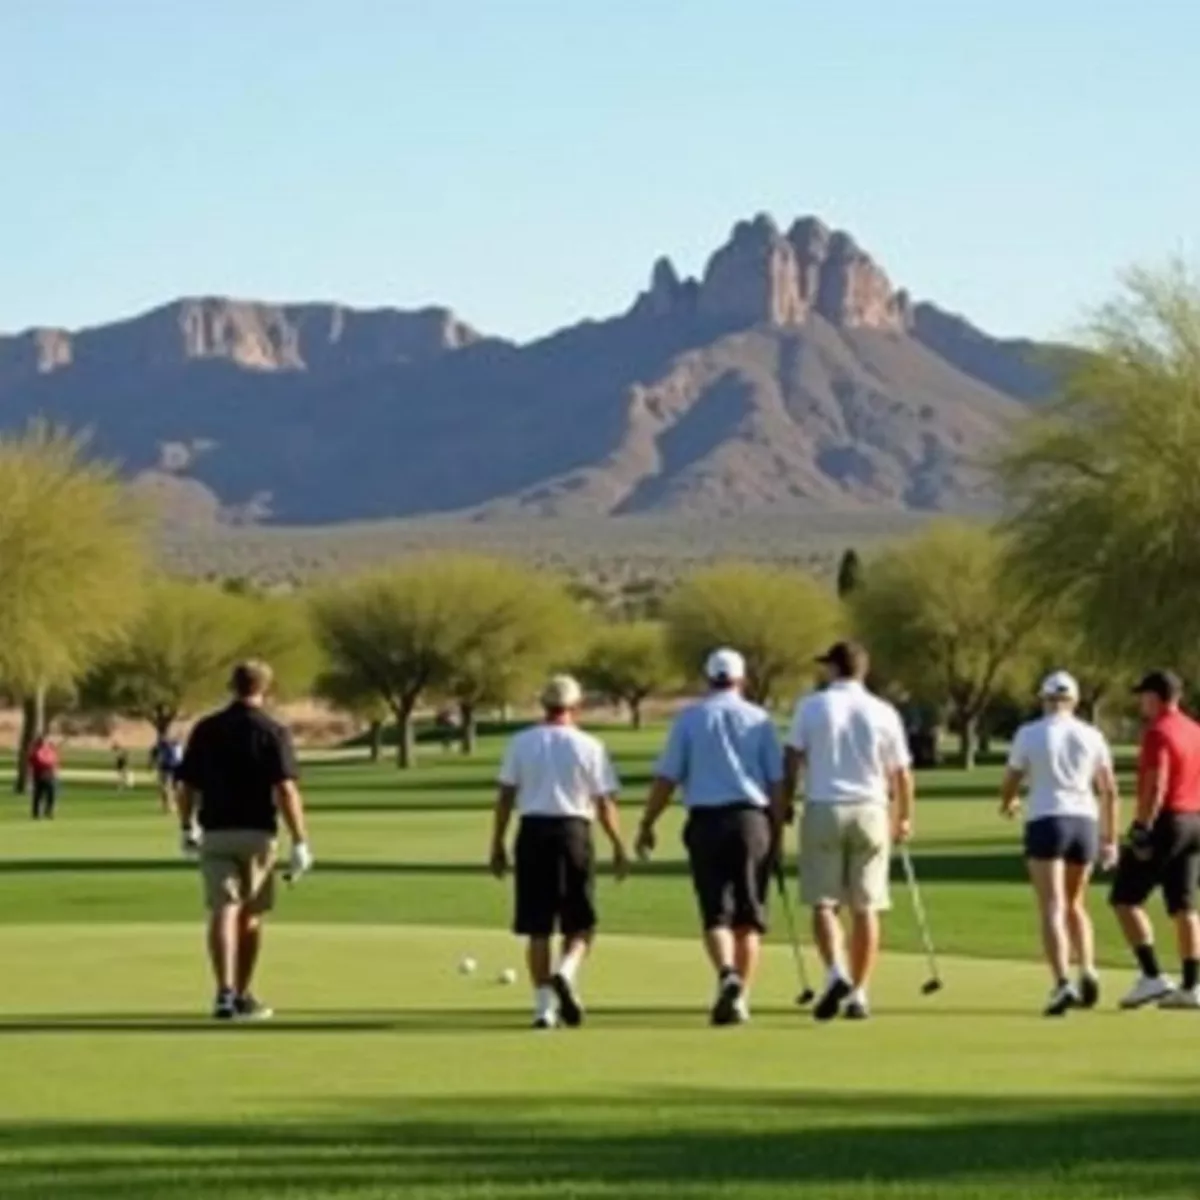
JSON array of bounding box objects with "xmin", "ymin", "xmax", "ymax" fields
[
  {"xmin": 705, "ymin": 647, "xmax": 746, "ymax": 682},
  {"xmin": 1040, "ymin": 670, "xmax": 1080, "ymax": 701},
  {"xmin": 541, "ymin": 674, "xmax": 583, "ymax": 709}
]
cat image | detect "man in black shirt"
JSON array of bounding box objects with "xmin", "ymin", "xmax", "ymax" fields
[{"xmin": 177, "ymin": 660, "xmax": 314, "ymax": 1020}]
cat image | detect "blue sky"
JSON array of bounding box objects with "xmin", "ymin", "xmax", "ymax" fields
[{"xmin": 2, "ymin": 0, "xmax": 1196, "ymax": 343}]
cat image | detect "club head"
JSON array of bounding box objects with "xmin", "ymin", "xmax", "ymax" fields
[
  {"xmin": 796, "ymin": 988, "xmax": 815, "ymax": 1006},
  {"xmin": 921, "ymin": 979, "xmax": 943, "ymax": 995}
]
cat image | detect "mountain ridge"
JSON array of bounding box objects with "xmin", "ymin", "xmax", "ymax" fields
[{"xmin": 0, "ymin": 212, "xmax": 1061, "ymax": 525}]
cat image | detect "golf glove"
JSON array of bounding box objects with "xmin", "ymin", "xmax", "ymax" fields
[
  {"xmin": 1127, "ymin": 821, "xmax": 1154, "ymax": 862},
  {"xmin": 288, "ymin": 841, "xmax": 314, "ymax": 880},
  {"xmin": 180, "ymin": 826, "xmax": 202, "ymax": 857}
]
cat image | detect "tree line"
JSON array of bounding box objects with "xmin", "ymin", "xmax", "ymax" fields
[{"xmin": 2, "ymin": 267, "xmax": 1197, "ymax": 775}]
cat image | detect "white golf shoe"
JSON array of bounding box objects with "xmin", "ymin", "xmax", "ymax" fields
[
  {"xmin": 1044, "ymin": 982, "xmax": 1080, "ymax": 1017},
  {"xmin": 1119, "ymin": 974, "xmax": 1175, "ymax": 1009},
  {"xmin": 1158, "ymin": 985, "xmax": 1200, "ymax": 1010}
]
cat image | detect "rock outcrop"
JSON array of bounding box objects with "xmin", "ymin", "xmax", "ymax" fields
[
  {"xmin": 632, "ymin": 212, "xmax": 912, "ymax": 334},
  {"xmin": 0, "ymin": 299, "xmax": 480, "ymax": 381}
]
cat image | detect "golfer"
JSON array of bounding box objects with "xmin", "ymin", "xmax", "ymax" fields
[
  {"xmin": 1110, "ymin": 670, "xmax": 1200, "ymax": 1009},
  {"xmin": 637, "ymin": 649, "xmax": 784, "ymax": 1026},
  {"xmin": 176, "ymin": 661, "xmax": 314, "ymax": 1021},
  {"xmin": 490, "ymin": 675, "xmax": 627, "ymax": 1030},
  {"xmin": 784, "ymin": 642, "xmax": 914, "ymax": 1022},
  {"xmin": 1000, "ymin": 671, "xmax": 1119, "ymax": 1016},
  {"xmin": 27, "ymin": 735, "xmax": 59, "ymax": 820},
  {"xmin": 152, "ymin": 733, "xmax": 185, "ymax": 813}
]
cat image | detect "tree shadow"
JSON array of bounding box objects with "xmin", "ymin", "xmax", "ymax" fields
[{"xmin": 0, "ymin": 1087, "xmax": 1196, "ymax": 1197}]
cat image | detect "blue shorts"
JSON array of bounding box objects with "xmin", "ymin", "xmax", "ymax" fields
[{"xmin": 1024, "ymin": 816, "xmax": 1099, "ymax": 865}]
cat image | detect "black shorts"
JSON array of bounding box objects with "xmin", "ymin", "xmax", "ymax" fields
[
  {"xmin": 1110, "ymin": 812, "xmax": 1200, "ymax": 916},
  {"xmin": 683, "ymin": 805, "xmax": 773, "ymax": 933},
  {"xmin": 513, "ymin": 816, "xmax": 595, "ymax": 938},
  {"xmin": 1024, "ymin": 816, "xmax": 1099, "ymax": 865}
]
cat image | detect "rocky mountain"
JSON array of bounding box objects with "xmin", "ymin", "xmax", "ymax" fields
[{"xmin": 0, "ymin": 214, "xmax": 1061, "ymax": 524}]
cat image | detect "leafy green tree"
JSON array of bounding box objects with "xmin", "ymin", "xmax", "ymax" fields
[
  {"xmin": 997, "ymin": 264, "xmax": 1200, "ymax": 672},
  {"xmin": 578, "ymin": 621, "xmax": 676, "ymax": 728},
  {"xmin": 836, "ymin": 548, "xmax": 863, "ymax": 599},
  {"xmin": 82, "ymin": 582, "xmax": 315, "ymax": 737},
  {"xmin": 441, "ymin": 562, "xmax": 580, "ymax": 754},
  {"xmin": 313, "ymin": 667, "xmax": 390, "ymax": 762},
  {"xmin": 0, "ymin": 425, "xmax": 148, "ymax": 789},
  {"xmin": 311, "ymin": 556, "xmax": 576, "ymax": 768},
  {"xmin": 664, "ymin": 564, "xmax": 839, "ymax": 707},
  {"xmin": 849, "ymin": 521, "xmax": 1043, "ymax": 768}
]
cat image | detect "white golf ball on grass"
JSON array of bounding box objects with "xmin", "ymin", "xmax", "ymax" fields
[
  {"xmin": 458, "ymin": 956, "xmax": 478, "ymax": 976},
  {"xmin": 498, "ymin": 968, "xmax": 518, "ymax": 986}
]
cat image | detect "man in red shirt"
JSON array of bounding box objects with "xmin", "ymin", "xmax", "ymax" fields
[
  {"xmin": 27, "ymin": 736, "xmax": 59, "ymax": 820},
  {"xmin": 1110, "ymin": 670, "xmax": 1200, "ymax": 1009}
]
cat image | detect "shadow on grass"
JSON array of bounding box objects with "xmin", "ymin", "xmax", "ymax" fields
[{"xmin": 0, "ymin": 1087, "xmax": 1196, "ymax": 1198}]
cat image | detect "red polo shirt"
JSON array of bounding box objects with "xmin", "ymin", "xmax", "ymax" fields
[{"xmin": 1139, "ymin": 708, "xmax": 1200, "ymax": 815}]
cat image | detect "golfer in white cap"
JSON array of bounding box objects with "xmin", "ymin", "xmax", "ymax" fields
[
  {"xmin": 1001, "ymin": 670, "xmax": 1119, "ymax": 1015},
  {"xmin": 636, "ymin": 648, "xmax": 785, "ymax": 1026},
  {"xmin": 490, "ymin": 675, "xmax": 628, "ymax": 1030}
]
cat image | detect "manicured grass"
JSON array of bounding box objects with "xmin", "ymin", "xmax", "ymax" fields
[{"xmin": 0, "ymin": 730, "xmax": 1193, "ymax": 1198}]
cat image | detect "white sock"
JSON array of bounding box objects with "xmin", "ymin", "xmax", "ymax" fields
[
  {"xmin": 534, "ymin": 986, "xmax": 556, "ymax": 1021},
  {"xmin": 827, "ymin": 965, "xmax": 848, "ymax": 988},
  {"xmin": 558, "ymin": 943, "xmax": 586, "ymax": 984},
  {"xmin": 849, "ymin": 986, "xmax": 867, "ymax": 1007}
]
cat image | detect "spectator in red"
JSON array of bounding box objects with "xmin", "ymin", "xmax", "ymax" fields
[{"xmin": 28, "ymin": 736, "xmax": 59, "ymax": 820}]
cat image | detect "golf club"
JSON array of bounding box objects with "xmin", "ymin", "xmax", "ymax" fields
[
  {"xmin": 773, "ymin": 860, "xmax": 816, "ymax": 1005},
  {"xmin": 899, "ymin": 844, "xmax": 943, "ymax": 994}
]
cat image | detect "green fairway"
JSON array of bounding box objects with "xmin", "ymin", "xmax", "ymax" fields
[{"xmin": 1, "ymin": 731, "xmax": 1197, "ymax": 1198}]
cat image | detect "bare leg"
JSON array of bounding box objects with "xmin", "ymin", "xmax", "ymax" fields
[
  {"xmin": 703, "ymin": 927, "xmax": 735, "ymax": 974},
  {"xmin": 526, "ymin": 937, "xmax": 552, "ymax": 987},
  {"xmin": 1064, "ymin": 861, "xmax": 1095, "ymax": 976},
  {"xmin": 235, "ymin": 912, "xmax": 263, "ymax": 995},
  {"xmin": 848, "ymin": 909, "xmax": 880, "ymax": 990},
  {"xmin": 1028, "ymin": 858, "xmax": 1070, "ymax": 982},
  {"xmin": 557, "ymin": 932, "xmax": 591, "ymax": 983},
  {"xmin": 1173, "ymin": 910, "xmax": 1200, "ymax": 962},
  {"xmin": 1116, "ymin": 904, "xmax": 1155, "ymax": 956},
  {"xmin": 732, "ymin": 928, "xmax": 761, "ymax": 990},
  {"xmin": 812, "ymin": 905, "xmax": 846, "ymax": 977},
  {"xmin": 207, "ymin": 905, "xmax": 238, "ymax": 992}
]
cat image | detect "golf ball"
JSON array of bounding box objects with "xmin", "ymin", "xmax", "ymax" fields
[
  {"xmin": 498, "ymin": 967, "xmax": 518, "ymax": 986},
  {"xmin": 458, "ymin": 956, "xmax": 477, "ymax": 975}
]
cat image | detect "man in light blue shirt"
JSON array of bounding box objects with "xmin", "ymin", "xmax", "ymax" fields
[{"xmin": 636, "ymin": 648, "xmax": 784, "ymax": 1025}]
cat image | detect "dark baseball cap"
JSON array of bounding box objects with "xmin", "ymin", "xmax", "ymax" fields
[
  {"xmin": 1132, "ymin": 670, "xmax": 1183, "ymax": 701},
  {"xmin": 816, "ymin": 641, "xmax": 869, "ymax": 677}
]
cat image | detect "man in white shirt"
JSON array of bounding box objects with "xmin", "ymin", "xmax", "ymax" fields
[
  {"xmin": 783, "ymin": 642, "xmax": 914, "ymax": 1022},
  {"xmin": 490, "ymin": 675, "xmax": 628, "ymax": 1029},
  {"xmin": 1001, "ymin": 670, "xmax": 1119, "ymax": 1016}
]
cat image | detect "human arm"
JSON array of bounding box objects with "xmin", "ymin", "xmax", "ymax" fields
[
  {"xmin": 271, "ymin": 729, "xmax": 313, "ymax": 877},
  {"xmin": 999, "ymin": 727, "xmax": 1028, "ymax": 819},
  {"xmin": 490, "ymin": 784, "xmax": 517, "ymax": 877},
  {"xmin": 1135, "ymin": 728, "xmax": 1168, "ymax": 828},
  {"xmin": 592, "ymin": 747, "xmax": 628, "ymax": 878},
  {"xmin": 636, "ymin": 777, "xmax": 675, "ymax": 860},
  {"xmin": 780, "ymin": 698, "xmax": 807, "ymax": 818},
  {"xmin": 1095, "ymin": 752, "xmax": 1120, "ymax": 869},
  {"xmin": 885, "ymin": 707, "xmax": 915, "ymax": 842}
]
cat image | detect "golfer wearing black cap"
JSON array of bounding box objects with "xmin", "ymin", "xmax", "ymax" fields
[
  {"xmin": 784, "ymin": 642, "xmax": 914, "ymax": 1021},
  {"xmin": 1110, "ymin": 670, "xmax": 1200, "ymax": 1009}
]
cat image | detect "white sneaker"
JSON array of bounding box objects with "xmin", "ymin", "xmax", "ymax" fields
[
  {"xmin": 1158, "ymin": 985, "xmax": 1200, "ymax": 1010},
  {"xmin": 1043, "ymin": 982, "xmax": 1080, "ymax": 1017},
  {"xmin": 1119, "ymin": 974, "xmax": 1175, "ymax": 1009},
  {"xmin": 733, "ymin": 996, "xmax": 751, "ymax": 1024},
  {"xmin": 532, "ymin": 1011, "xmax": 558, "ymax": 1030}
]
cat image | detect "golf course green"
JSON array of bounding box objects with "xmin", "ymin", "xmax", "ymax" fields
[{"xmin": 0, "ymin": 730, "xmax": 1196, "ymax": 1199}]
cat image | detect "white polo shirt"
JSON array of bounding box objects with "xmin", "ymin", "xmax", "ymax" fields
[
  {"xmin": 1006, "ymin": 713, "xmax": 1112, "ymax": 822},
  {"xmin": 498, "ymin": 723, "xmax": 618, "ymax": 820},
  {"xmin": 787, "ymin": 680, "xmax": 911, "ymax": 806}
]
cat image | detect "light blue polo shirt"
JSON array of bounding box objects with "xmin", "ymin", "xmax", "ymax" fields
[{"xmin": 655, "ymin": 689, "xmax": 783, "ymax": 809}]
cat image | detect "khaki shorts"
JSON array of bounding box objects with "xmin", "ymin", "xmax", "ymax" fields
[
  {"xmin": 200, "ymin": 830, "xmax": 278, "ymax": 914},
  {"xmin": 800, "ymin": 802, "xmax": 891, "ymax": 912}
]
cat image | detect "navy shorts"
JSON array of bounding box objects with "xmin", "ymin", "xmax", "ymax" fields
[{"xmin": 1024, "ymin": 816, "xmax": 1099, "ymax": 865}]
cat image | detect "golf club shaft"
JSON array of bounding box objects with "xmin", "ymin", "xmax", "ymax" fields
[
  {"xmin": 899, "ymin": 845, "xmax": 940, "ymax": 981},
  {"xmin": 774, "ymin": 862, "xmax": 814, "ymax": 994}
]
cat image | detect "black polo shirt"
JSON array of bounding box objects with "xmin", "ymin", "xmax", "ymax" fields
[{"xmin": 178, "ymin": 702, "xmax": 299, "ymax": 833}]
